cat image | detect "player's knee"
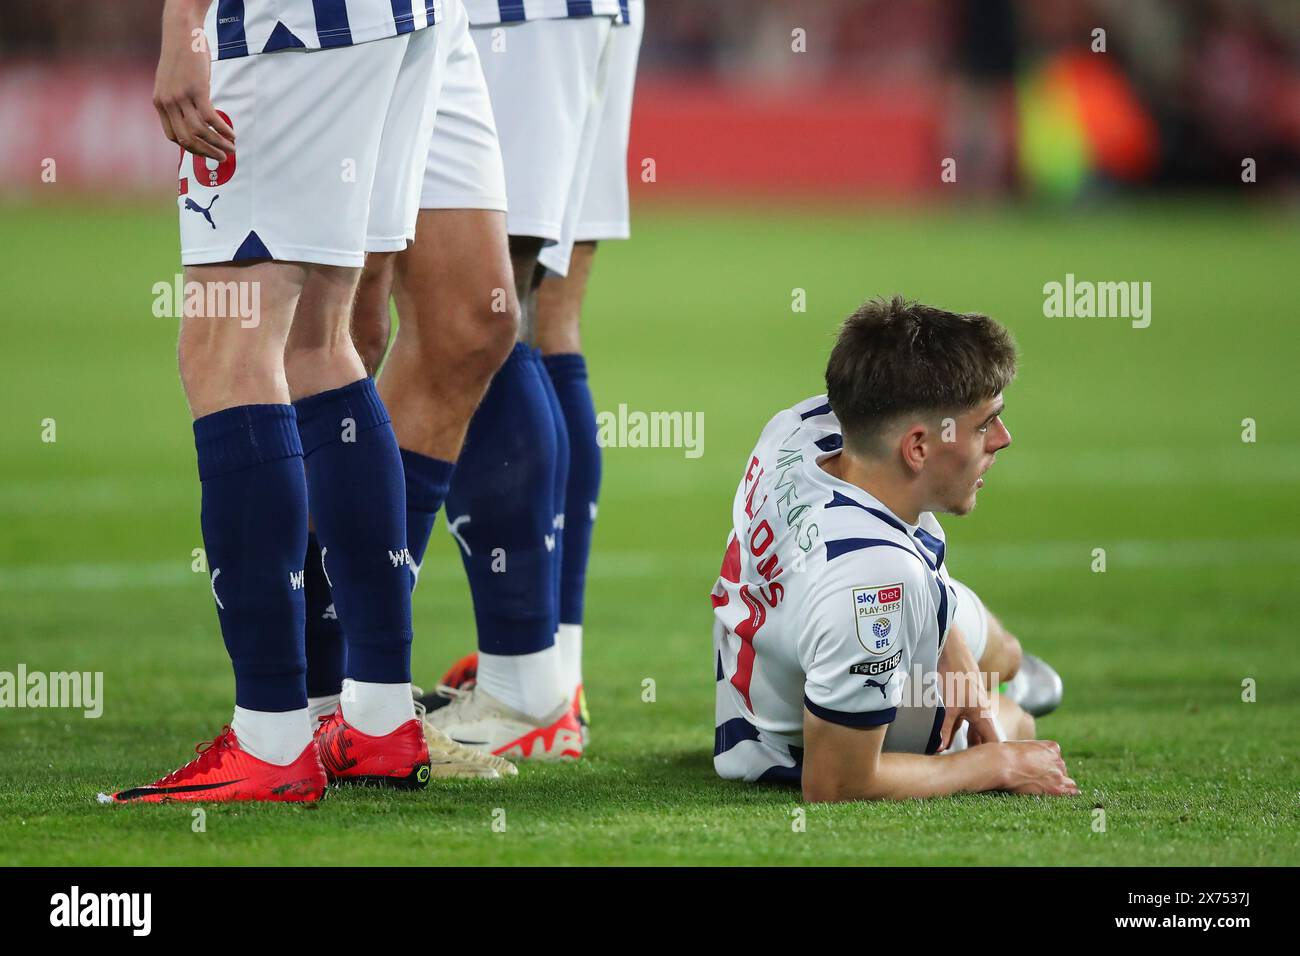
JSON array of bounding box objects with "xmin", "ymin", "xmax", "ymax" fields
[
  {"xmin": 351, "ymin": 313, "xmax": 391, "ymax": 377},
  {"xmin": 983, "ymin": 616, "xmax": 1022, "ymax": 684},
  {"xmin": 999, "ymin": 630, "xmax": 1023, "ymax": 682},
  {"xmin": 178, "ymin": 334, "xmax": 279, "ymax": 410},
  {"xmin": 350, "ymin": 268, "xmax": 394, "ymax": 375},
  {"xmin": 445, "ymin": 290, "xmax": 519, "ymax": 383}
]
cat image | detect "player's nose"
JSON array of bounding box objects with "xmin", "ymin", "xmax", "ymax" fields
[{"xmin": 992, "ymin": 419, "xmax": 1012, "ymax": 451}]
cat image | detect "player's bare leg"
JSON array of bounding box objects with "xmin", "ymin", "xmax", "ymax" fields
[
  {"xmin": 345, "ymin": 217, "xmax": 559, "ymax": 770},
  {"xmin": 351, "ymin": 217, "xmax": 525, "ymax": 448},
  {"xmin": 511, "ymin": 235, "xmax": 547, "ymax": 340},
  {"xmin": 992, "ymin": 694, "xmax": 1037, "ymax": 741},
  {"xmin": 352, "ymin": 252, "xmax": 398, "ymax": 377},
  {"xmin": 178, "ymin": 261, "xmax": 306, "ymax": 418},
  {"xmin": 283, "ymin": 263, "xmax": 432, "ymax": 790},
  {"xmin": 529, "ymin": 241, "xmax": 601, "ymax": 741},
  {"xmin": 420, "ymin": 239, "xmax": 598, "ymax": 752},
  {"xmin": 383, "ymin": 210, "xmax": 519, "ymax": 458},
  {"xmin": 416, "ymin": 231, "xmax": 584, "ymax": 760},
  {"xmin": 283, "ymin": 264, "xmax": 370, "ymax": 400},
  {"xmin": 977, "ymin": 608, "xmax": 1023, "ymax": 693},
  {"xmin": 106, "ymin": 261, "xmax": 330, "ymax": 803},
  {"xmin": 533, "ymin": 240, "xmax": 596, "ymax": 355},
  {"xmin": 978, "ymin": 608, "xmax": 1064, "ymax": 718}
]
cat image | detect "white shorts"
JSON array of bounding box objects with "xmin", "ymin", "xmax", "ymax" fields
[
  {"xmin": 573, "ymin": 0, "xmax": 644, "ymax": 244},
  {"xmin": 948, "ymin": 577, "xmax": 991, "ymax": 664},
  {"xmin": 471, "ymin": 15, "xmax": 616, "ymax": 276},
  {"xmin": 180, "ymin": 29, "xmax": 440, "ymax": 268},
  {"xmin": 416, "ymin": 0, "xmax": 508, "ymax": 213}
]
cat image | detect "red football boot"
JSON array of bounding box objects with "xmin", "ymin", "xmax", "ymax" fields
[
  {"xmin": 313, "ymin": 709, "xmax": 431, "ymax": 789},
  {"xmin": 441, "ymin": 652, "xmax": 479, "ymax": 690},
  {"xmin": 100, "ymin": 725, "xmax": 326, "ymax": 804}
]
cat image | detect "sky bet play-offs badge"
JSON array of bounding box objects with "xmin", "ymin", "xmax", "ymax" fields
[{"xmin": 853, "ymin": 583, "xmax": 903, "ymax": 655}]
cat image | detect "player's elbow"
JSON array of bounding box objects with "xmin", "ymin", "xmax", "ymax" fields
[
  {"xmin": 801, "ymin": 778, "xmax": 841, "ymax": 804},
  {"xmin": 802, "ymin": 769, "xmax": 882, "ymax": 804}
]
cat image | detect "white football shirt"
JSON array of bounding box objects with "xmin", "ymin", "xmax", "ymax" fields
[
  {"xmin": 712, "ymin": 395, "xmax": 958, "ymax": 783},
  {"xmin": 205, "ymin": 0, "xmax": 440, "ymax": 60},
  {"xmin": 462, "ymin": 0, "xmax": 625, "ymax": 26}
]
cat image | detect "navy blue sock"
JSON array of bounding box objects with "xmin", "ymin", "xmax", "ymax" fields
[
  {"xmin": 537, "ymin": 349, "xmax": 570, "ymax": 634},
  {"xmin": 542, "ymin": 353, "xmax": 601, "ymax": 626},
  {"xmin": 193, "ymin": 404, "xmax": 308, "ymax": 712},
  {"xmin": 294, "ymin": 379, "xmax": 412, "ymax": 684},
  {"xmin": 400, "ymin": 447, "xmax": 455, "ymax": 588},
  {"xmin": 444, "ymin": 343, "xmax": 558, "ymax": 656},
  {"xmin": 303, "ymin": 531, "xmax": 344, "ymax": 698}
]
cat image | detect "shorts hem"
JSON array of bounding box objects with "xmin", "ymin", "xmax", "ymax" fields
[
  {"xmin": 364, "ymin": 235, "xmax": 413, "ymax": 253},
  {"xmin": 181, "ymin": 244, "xmax": 366, "ymax": 268},
  {"xmin": 574, "ymin": 221, "xmax": 630, "ymax": 242},
  {"xmin": 503, "ymin": 216, "xmax": 562, "ymax": 243}
]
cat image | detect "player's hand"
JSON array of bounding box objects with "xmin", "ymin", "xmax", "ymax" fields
[
  {"xmin": 936, "ymin": 625, "xmax": 997, "ymax": 750},
  {"xmin": 153, "ymin": 1, "xmax": 235, "ymax": 162},
  {"xmin": 998, "ymin": 740, "xmax": 1079, "ymax": 796},
  {"xmin": 941, "ymin": 699, "xmax": 1000, "ymax": 751}
]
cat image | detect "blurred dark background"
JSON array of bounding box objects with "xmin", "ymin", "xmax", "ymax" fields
[{"xmin": 2, "ymin": 0, "xmax": 1298, "ymax": 199}]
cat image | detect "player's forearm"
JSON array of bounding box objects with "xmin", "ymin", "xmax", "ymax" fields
[
  {"xmin": 939, "ymin": 624, "xmax": 978, "ymax": 677},
  {"xmin": 805, "ymin": 746, "xmax": 1005, "ymax": 803},
  {"xmin": 162, "ymin": 0, "xmax": 212, "ymax": 38}
]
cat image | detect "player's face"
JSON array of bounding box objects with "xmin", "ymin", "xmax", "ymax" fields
[{"xmin": 929, "ymin": 395, "xmax": 1011, "ymax": 515}]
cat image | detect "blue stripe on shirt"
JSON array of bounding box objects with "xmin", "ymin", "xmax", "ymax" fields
[
  {"xmin": 804, "ymin": 695, "xmax": 897, "ymax": 728},
  {"xmin": 913, "ymin": 526, "xmax": 946, "ymax": 570},
  {"xmin": 823, "ymin": 536, "xmax": 924, "ymax": 564},
  {"xmin": 390, "ymin": 0, "xmax": 415, "ymax": 33},
  {"xmin": 313, "ymin": 0, "xmax": 353, "ymax": 47},
  {"xmin": 814, "ymin": 434, "xmax": 843, "ymax": 453},
  {"xmin": 567, "ymin": 1, "xmax": 595, "ymax": 15},
  {"xmin": 497, "ymin": 1, "xmax": 527, "ymax": 21},
  {"xmin": 215, "ymin": 0, "xmax": 249, "ymax": 59},
  {"xmin": 824, "ymin": 537, "xmax": 950, "ymax": 644}
]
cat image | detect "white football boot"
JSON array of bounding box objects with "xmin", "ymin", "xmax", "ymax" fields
[
  {"xmin": 1003, "ymin": 653, "xmax": 1064, "ymax": 717},
  {"xmin": 422, "ymin": 684, "xmax": 583, "ymax": 761},
  {"xmin": 412, "ymin": 693, "xmax": 517, "ymax": 778}
]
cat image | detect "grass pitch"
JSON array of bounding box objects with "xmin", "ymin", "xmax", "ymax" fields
[{"xmin": 1, "ymin": 200, "xmax": 1298, "ymax": 865}]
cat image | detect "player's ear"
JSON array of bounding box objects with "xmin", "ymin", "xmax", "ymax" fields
[{"xmin": 900, "ymin": 424, "xmax": 928, "ymax": 473}]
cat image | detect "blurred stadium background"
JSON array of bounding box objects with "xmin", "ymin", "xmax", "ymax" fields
[
  {"xmin": 2, "ymin": 2, "xmax": 1299, "ymax": 865},
  {"xmin": 3, "ymin": 0, "xmax": 1299, "ymax": 200}
]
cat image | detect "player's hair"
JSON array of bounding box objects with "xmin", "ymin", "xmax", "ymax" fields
[{"xmin": 825, "ymin": 295, "xmax": 1017, "ymax": 456}]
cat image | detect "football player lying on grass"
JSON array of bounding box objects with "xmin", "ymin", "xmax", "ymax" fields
[{"xmin": 710, "ymin": 296, "xmax": 1075, "ymax": 803}]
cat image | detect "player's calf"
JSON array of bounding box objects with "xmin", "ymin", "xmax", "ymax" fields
[
  {"xmin": 177, "ymin": 261, "xmax": 306, "ymax": 417},
  {"xmin": 992, "ymin": 693, "xmax": 1036, "ymax": 740},
  {"xmin": 283, "ymin": 264, "xmax": 371, "ymax": 399},
  {"xmin": 352, "ymin": 251, "xmax": 398, "ymax": 376},
  {"xmin": 979, "ymin": 612, "xmax": 1023, "ymax": 690}
]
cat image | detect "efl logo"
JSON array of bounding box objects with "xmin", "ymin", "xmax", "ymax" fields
[{"xmin": 852, "ymin": 583, "xmax": 903, "ymax": 656}]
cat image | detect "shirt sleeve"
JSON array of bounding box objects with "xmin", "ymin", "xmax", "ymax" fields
[{"xmin": 799, "ymin": 554, "xmax": 933, "ymax": 729}]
